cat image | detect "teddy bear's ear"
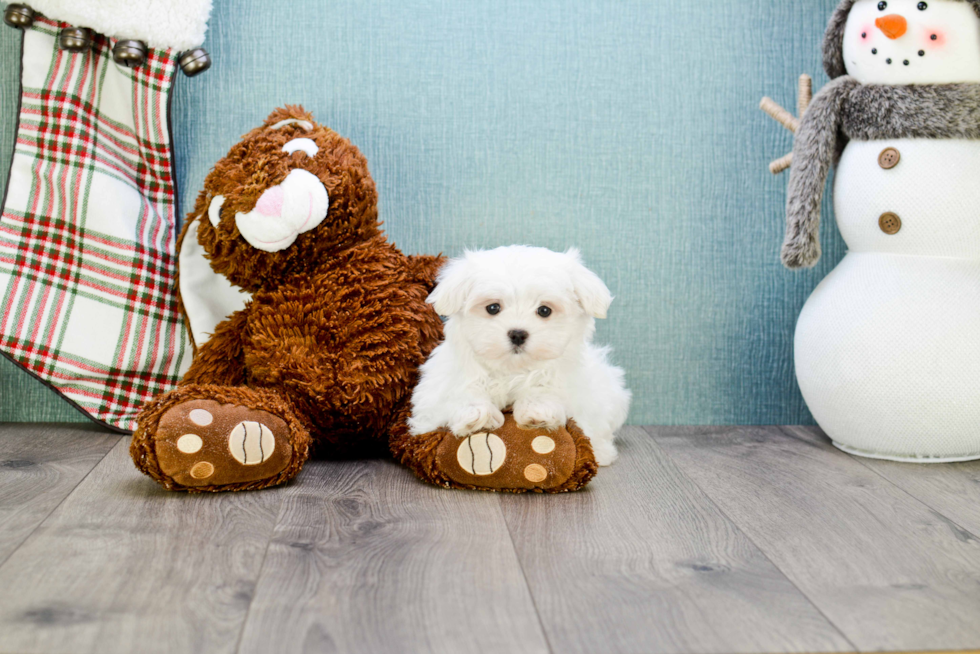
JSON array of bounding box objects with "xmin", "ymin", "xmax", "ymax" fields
[
  {"xmin": 177, "ymin": 210, "xmax": 251, "ymax": 350},
  {"xmin": 427, "ymin": 256, "xmax": 474, "ymax": 316},
  {"xmin": 566, "ymin": 248, "xmax": 612, "ymax": 319},
  {"xmin": 262, "ymin": 105, "xmax": 316, "ymax": 128}
]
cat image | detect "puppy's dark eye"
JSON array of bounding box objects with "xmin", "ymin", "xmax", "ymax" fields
[
  {"xmin": 878, "ymin": 1, "xmax": 887, "ymax": 9},
  {"xmin": 536, "ymin": 306, "xmax": 552, "ymax": 318},
  {"xmin": 917, "ymin": 1, "xmax": 928, "ymax": 9},
  {"xmin": 486, "ymin": 303, "xmax": 501, "ymax": 316}
]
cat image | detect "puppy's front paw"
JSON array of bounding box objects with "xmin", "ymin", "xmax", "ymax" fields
[
  {"xmin": 590, "ymin": 439, "xmax": 619, "ymax": 466},
  {"xmin": 513, "ymin": 397, "xmax": 567, "ymax": 431},
  {"xmin": 450, "ymin": 402, "xmax": 505, "ymax": 437}
]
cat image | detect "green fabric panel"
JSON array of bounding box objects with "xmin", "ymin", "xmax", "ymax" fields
[{"xmin": 0, "ymin": 0, "xmax": 845, "ymax": 425}]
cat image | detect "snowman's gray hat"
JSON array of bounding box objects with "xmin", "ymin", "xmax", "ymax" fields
[{"xmin": 824, "ymin": 0, "xmax": 980, "ymax": 78}]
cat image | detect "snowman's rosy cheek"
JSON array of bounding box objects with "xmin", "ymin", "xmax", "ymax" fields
[
  {"xmin": 859, "ymin": 24, "xmax": 874, "ymax": 42},
  {"xmin": 923, "ymin": 30, "xmax": 946, "ymax": 48}
]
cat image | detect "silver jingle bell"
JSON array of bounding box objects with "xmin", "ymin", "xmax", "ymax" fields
[
  {"xmin": 178, "ymin": 48, "xmax": 211, "ymax": 77},
  {"xmin": 3, "ymin": 4, "xmax": 35, "ymax": 29},
  {"xmin": 59, "ymin": 27, "xmax": 94, "ymax": 51},
  {"xmin": 113, "ymin": 39, "xmax": 147, "ymax": 68}
]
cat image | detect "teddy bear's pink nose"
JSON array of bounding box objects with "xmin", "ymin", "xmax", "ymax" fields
[{"xmin": 254, "ymin": 185, "xmax": 285, "ymax": 217}]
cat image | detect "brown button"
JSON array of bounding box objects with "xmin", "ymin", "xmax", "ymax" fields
[
  {"xmin": 879, "ymin": 212, "xmax": 902, "ymax": 235},
  {"xmin": 878, "ymin": 147, "xmax": 901, "ymax": 169}
]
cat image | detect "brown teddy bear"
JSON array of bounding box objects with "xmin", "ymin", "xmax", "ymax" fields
[{"xmin": 130, "ymin": 106, "xmax": 597, "ymax": 493}]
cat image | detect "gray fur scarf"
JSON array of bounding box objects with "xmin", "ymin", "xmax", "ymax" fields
[{"xmin": 782, "ymin": 78, "xmax": 980, "ymax": 268}]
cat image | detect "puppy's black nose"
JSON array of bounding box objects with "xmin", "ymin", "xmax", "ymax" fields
[{"xmin": 508, "ymin": 329, "xmax": 529, "ymax": 347}]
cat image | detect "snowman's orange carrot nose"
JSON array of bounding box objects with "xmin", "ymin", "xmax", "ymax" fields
[{"xmin": 876, "ymin": 14, "xmax": 908, "ymax": 39}]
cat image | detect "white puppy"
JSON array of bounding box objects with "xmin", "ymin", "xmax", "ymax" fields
[{"xmin": 408, "ymin": 245, "xmax": 631, "ymax": 466}]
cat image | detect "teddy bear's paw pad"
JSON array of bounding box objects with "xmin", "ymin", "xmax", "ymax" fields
[
  {"xmin": 435, "ymin": 414, "xmax": 579, "ymax": 491},
  {"xmin": 154, "ymin": 400, "xmax": 293, "ymax": 488}
]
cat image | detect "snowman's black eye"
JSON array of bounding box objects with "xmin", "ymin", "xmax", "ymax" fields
[
  {"xmin": 878, "ymin": 1, "xmax": 887, "ymax": 10},
  {"xmin": 918, "ymin": 2, "xmax": 928, "ymax": 10},
  {"xmin": 486, "ymin": 303, "xmax": 501, "ymax": 315}
]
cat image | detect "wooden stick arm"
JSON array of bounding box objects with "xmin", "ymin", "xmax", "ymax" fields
[
  {"xmin": 760, "ymin": 97, "xmax": 799, "ymax": 133},
  {"xmin": 797, "ymin": 74, "xmax": 813, "ymax": 120},
  {"xmin": 769, "ymin": 153, "xmax": 793, "ymax": 175},
  {"xmin": 761, "ymin": 74, "xmax": 812, "ymax": 175}
]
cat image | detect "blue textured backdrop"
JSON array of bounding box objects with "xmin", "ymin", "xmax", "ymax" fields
[{"xmin": 0, "ymin": 0, "xmax": 845, "ymax": 425}]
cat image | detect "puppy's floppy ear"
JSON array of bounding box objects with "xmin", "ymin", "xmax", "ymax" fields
[
  {"xmin": 566, "ymin": 248, "xmax": 612, "ymax": 319},
  {"xmin": 427, "ymin": 255, "xmax": 474, "ymax": 316}
]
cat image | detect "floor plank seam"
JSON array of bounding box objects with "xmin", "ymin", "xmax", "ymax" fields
[
  {"xmin": 848, "ymin": 454, "xmax": 980, "ymax": 545},
  {"xmin": 232, "ymin": 488, "xmax": 290, "ymax": 654},
  {"xmin": 641, "ymin": 426, "xmax": 860, "ymax": 653},
  {"xmin": 774, "ymin": 425, "xmax": 838, "ymax": 451},
  {"xmin": 777, "ymin": 426, "xmax": 980, "ymax": 545},
  {"xmin": 0, "ymin": 433, "xmax": 123, "ymax": 570},
  {"xmin": 495, "ymin": 494, "xmax": 556, "ymax": 654}
]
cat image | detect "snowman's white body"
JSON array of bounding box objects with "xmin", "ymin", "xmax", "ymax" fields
[
  {"xmin": 796, "ymin": 138, "xmax": 980, "ymax": 461},
  {"xmin": 791, "ymin": 0, "xmax": 980, "ymax": 461}
]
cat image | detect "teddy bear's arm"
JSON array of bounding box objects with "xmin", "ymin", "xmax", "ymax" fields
[
  {"xmin": 244, "ymin": 278, "xmax": 431, "ymax": 421},
  {"xmin": 180, "ymin": 309, "xmax": 250, "ymax": 386}
]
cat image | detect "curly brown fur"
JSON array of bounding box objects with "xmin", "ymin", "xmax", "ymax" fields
[
  {"xmin": 181, "ymin": 308, "xmax": 250, "ymax": 386},
  {"xmin": 189, "ymin": 107, "xmax": 443, "ymax": 457},
  {"xmin": 131, "ymin": 384, "xmax": 311, "ymax": 492},
  {"xmin": 192, "ymin": 106, "xmax": 385, "ymax": 293},
  {"xmin": 823, "ymin": 0, "xmax": 980, "ymax": 80},
  {"xmin": 240, "ymin": 234, "xmax": 443, "ymax": 456},
  {"xmin": 560, "ymin": 420, "xmax": 601, "ymax": 493},
  {"xmin": 133, "ymin": 106, "xmax": 446, "ymax": 488}
]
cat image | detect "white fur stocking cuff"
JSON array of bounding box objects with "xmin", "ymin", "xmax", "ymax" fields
[{"xmin": 4, "ymin": 0, "xmax": 212, "ymax": 50}]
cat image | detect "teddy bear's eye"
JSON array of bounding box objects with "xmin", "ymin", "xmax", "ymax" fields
[
  {"xmin": 283, "ymin": 137, "xmax": 318, "ymax": 158},
  {"xmin": 208, "ymin": 195, "xmax": 226, "ymax": 227},
  {"xmin": 486, "ymin": 303, "xmax": 501, "ymax": 315},
  {"xmin": 536, "ymin": 306, "xmax": 552, "ymax": 318}
]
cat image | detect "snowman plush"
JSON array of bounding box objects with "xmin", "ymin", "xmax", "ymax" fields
[{"xmin": 781, "ymin": 0, "xmax": 980, "ymax": 461}]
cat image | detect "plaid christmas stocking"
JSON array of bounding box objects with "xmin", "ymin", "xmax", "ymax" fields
[{"xmin": 0, "ymin": 2, "xmax": 211, "ymax": 431}]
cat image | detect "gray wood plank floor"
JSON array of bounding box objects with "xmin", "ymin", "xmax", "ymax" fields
[
  {"xmin": 0, "ymin": 424, "xmax": 118, "ymax": 567},
  {"xmin": 650, "ymin": 426, "xmax": 980, "ymax": 653},
  {"xmin": 1, "ymin": 423, "xmax": 980, "ymax": 654},
  {"xmin": 499, "ymin": 427, "xmax": 850, "ymax": 654}
]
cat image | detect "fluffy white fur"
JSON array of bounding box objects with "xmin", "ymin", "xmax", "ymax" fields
[
  {"xmin": 14, "ymin": 0, "xmax": 212, "ymax": 50},
  {"xmin": 408, "ymin": 246, "xmax": 631, "ymax": 466}
]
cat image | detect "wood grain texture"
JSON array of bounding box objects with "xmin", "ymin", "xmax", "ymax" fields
[
  {"xmin": 650, "ymin": 425, "xmax": 980, "ymax": 652},
  {"xmin": 785, "ymin": 426, "xmax": 980, "ymax": 541},
  {"xmin": 0, "ymin": 424, "xmax": 118, "ymax": 566},
  {"xmin": 237, "ymin": 457, "xmax": 549, "ymax": 654},
  {"xmin": 0, "ymin": 438, "xmax": 287, "ymax": 654},
  {"xmin": 499, "ymin": 427, "xmax": 852, "ymax": 654}
]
